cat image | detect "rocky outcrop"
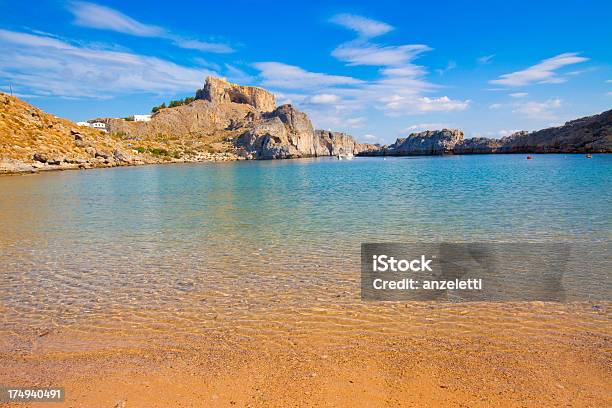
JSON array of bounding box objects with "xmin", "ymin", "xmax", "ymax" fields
[
  {"xmin": 195, "ymin": 76, "xmax": 276, "ymax": 112},
  {"xmin": 238, "ymin": 104, "xmax": 317, "ymax": 159},
  {"xmin": 493, "ymin": 111, "xmax": 612, "ymax": 153},
  {"xmin": 361, "ymin": 109, "xmax": 612, "ymax": 156},
  {"xmin": 315, "ymin": 130, "xmax": 376, "ymax": 156},
  {"xmin": 453, "ymin": 137, "xmax": 504, "ymax": 154},
  {"xmin": 372, "ymin": 129, "xmax": 464, "ymax": 156},
  {"xmin": 101, "ymin": 77, "xmax": 372, "ymax": 161}
]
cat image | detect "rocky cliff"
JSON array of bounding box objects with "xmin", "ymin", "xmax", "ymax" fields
[
  {"xmin": 371, "ymin": 129, "xmax": 464, "ymax": 156},
  {"xmin": 195, "ymin": 76, "xmax": 276, "ymax": 112},
  {"xmin": 314, "ymin": 130, "xmax": 377, "ymax": 156},
  {"xmin": 101, "ymin": 76, "xmax": 372, "ymax": 160},
  {"xmin": 492, "ymin": 110, "xmax": 612, "ymax": 153},
  {"xmin": 1, "ymin": 77, "xmax": 373, "ymax": 173},
  {"xmin": 361, "ymin": 109, "xmax": 612, "ymax": 156}
]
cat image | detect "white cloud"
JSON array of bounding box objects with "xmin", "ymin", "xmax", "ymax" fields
[
  {"xmin": 363, "ymin": 134, "xmax": 377, "ymax": 140},
  {"xmin": 489, "ymin": 103, "xmax": 503, "ymax": 110},
  {"xmin": 402, "ymin": 123, "xmax": 451, "ymax": 133},
  {"xmin": 490, "ymin": 53, "xmax": 588, "ymax": 87},
  {"xmin": 0, "ymin": 29, "xmax": 210, "ymax": 98},
  {"xmin": 310, "ymin": 94, "xmax": 340, "ymax": 104},
  {"xmin": 497, "ymin": 129, "xmax": 521, "ymax": 137},
  {"xmin": 436, "ymin": 61, "xmax": 457, "ymax": 75},
  {"xmin": 70, "ymin": 1, "xmax": 163, "ymax": 36},
  {"xmin": 224, "ymin": 63, "xmax": 254, "ymax": 84},
  {"xmin": 171, "ymin": 38, "xmax": 233, "ymax": 53},
  {"xmin": 329, "ymin": 14, "xmax": 393, "ymax": 38},
  {"xmin": 68, "ymin": 2, "xmax": 233, "ymax": 53},
  {"xmin": 413, "ymin": 96, "xmax": 469, "ymax": 112},
  {"xmin": 513, "ymin": 99, "xmax": 562, "ymax": 120},
  {"xmin": 253, "ymin": 14, "xmax": 469, "ymax": 130},
  {"xmin": 332, "ymin": 42, "xmax": 431, "ymax": 66},
  {"xmin": 509, "ymin": 92, "xmax": 528, "ymax": 98},
  {"xmin": 345, "ymin": 117, "xmax": 365, "ymax": 128},
  {"xmin": 477, "ymin": 54, "xmax": 495, "ymax": 65},
  {"xmin": 253, "ymin": 62, "xmax": 363, "ymax": 89}
]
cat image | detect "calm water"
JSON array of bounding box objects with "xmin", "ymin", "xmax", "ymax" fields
[{"xmin": 0, "ymin": 155, "xmax": 610, "ymax": 347}]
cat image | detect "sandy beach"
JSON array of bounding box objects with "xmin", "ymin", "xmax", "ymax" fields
[{"xmin": 2, "ymin": 302, "xmax": 610, "ymax": 407}]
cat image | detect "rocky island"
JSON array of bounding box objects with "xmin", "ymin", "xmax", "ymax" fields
[{"xmin": 1, "ymin": 76, "xmax": 610, "ymax": 175}]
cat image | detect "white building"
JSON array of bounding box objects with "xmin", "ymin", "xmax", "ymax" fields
[
  {"xmin": 90, "ymin": 122, "xmax": 108, "ymax": 133},
  {"xmin": 76, "ymin": 121, "xmax": 90, "ymax": 127},
  {"xmin": 133, "ymin": 114, "xmax": 152, "ymax": 122}
]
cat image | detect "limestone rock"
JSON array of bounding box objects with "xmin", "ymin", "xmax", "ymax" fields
[
  {"xmin": 195, "ymin": 76, "xmax": 276, "ymax": 112},
  {"xmin": 453, "ymin": 137, "xmax": 503, "ymax": 154},
  {"xmin": 238, "ymin": 104, "xmax": 316, "ymax": 159},
  {"xmin": 315, "ymin": 130, "xmax": 373, "ymax": 156},
  {"xmin": 384, "ymin": 129, "xmax": 464, "ymax": 155},
  {"xmin": 33, "ymin": 152, "xmax": 49, "ymax": 163}
]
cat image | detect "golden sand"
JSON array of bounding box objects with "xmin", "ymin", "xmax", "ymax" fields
[{"xmin": 1, "ymin": 302, "xmax": 610, "ymax": 407}]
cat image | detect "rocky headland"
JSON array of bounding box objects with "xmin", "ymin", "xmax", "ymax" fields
[
  {"xmin": 1, "ymin": 76, "xmax": 375, "ymax": 174},
  {"xmin": 1, "ymin": 76, "xmax": 610, "ymax": 174},
  {"xmin": 364, "ymin": 109, "xmax": 611, "ymax": 157}
]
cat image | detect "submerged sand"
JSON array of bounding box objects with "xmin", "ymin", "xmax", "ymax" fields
[{"xmin": 1, "ymin": 302, "xmax": 610, "ymax": 407}]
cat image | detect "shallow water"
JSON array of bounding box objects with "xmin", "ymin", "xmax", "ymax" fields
[{"xmin": 0, "ymin": 154, "xmax": 610, "ymax": 349}]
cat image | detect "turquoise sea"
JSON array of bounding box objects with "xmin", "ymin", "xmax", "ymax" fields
[{"xmin": 0, "ymin": 154, "xmax": 610, "ymax": 344}]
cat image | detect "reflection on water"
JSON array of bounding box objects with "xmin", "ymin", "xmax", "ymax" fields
[{"xmin": 0, "ymin": 155, "xmax": 610, "ymax": 348}]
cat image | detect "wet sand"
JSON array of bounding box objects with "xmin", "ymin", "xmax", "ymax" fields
[{"xmin": 2, "ymin": 302, "xmax": 610, "ymax": 407}]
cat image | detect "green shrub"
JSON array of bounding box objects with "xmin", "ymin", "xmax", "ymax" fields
[{"xmin": 149, "ymin": 148, "xmax": 169, "ymax": 157}]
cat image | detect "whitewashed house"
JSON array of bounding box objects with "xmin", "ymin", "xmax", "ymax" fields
[
  {"xmin": 90, "ymin": 122, "xmax": 108, "ymax": 133},
  {"xmin": 76, "ymin": 121, "xmax": 91, "ymax": 127}
]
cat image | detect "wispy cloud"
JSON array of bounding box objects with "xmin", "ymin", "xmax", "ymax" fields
[
  {"xmin": 253, "ymin": 62, "xmax": 362, "ymax": 89},
  {"xmin": 70, "ymin": 1, "xmax": 163, "ymax": 36},
  {"xmin": 490, "ymin": 53, "xmax": 588, "ymax": 87},
  {"xmin": 254, "ymin": 14, "xmax": 469, "ymax": 129},
  {"xmin": 477, "ymin": 54, "xmax": 495, "ymax": 65},
  {"xmin": 497, "ymin": 129, "xmax": 522, "ymax": 137},
  {"xmin": 509, "ymin": 92, "xmax": 528, "ymax": 98},
  {"xmin": 402, "ymin": 123, "xmax": 451, "ymax": 133},
  {"xmin": 332, "ymin": 42, "xmax": 431, "ymax": 66},
  {"xmin": 329, "ymin": 14, "xmax": 393, "ymax": 38},
  {"xmin": 68, "ymin": 2, "xmax": 233, "ymax": 53},
  {"xmin": 0, "ymin": 29, "xmax": 210, "ymax": 98},
  {"xmin": 513, "ymin": 98, "xmax": 562, "ymax": 120},
  {"xmin": 436, "ymin": 60, "xmax": 457, "ymax": 75},
  {"xmin": 309, "ymin": 94, "xmax": 340, "ymax": 104}
]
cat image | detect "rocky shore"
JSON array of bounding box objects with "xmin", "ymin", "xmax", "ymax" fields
[
  {"xmin": 363, "ymin": 109, "xmax": 612, "ymax": 157},
  {"xmin": 1, "ymin": 77, "xmax": 375, "ymax": 175},
  {"xmin": 1, "ymin": 77, "xmax": 610, "ymax": 175}
]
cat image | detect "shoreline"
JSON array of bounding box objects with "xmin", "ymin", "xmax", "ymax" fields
[{"xmin": 1, "ymin": 152, "xmax": 608, "ymax": 177}]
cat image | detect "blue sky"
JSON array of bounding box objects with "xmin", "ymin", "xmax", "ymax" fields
[{"xmin": 1, "ymin": 0, "xmax": 610, "ymax": 144}]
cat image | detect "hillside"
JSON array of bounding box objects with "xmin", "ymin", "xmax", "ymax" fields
[
  {"xmin": 367, "ymin": 109, "xmax": 612, "ymax": 156},
  {"xmin": 0, "ymin": 93, "xmax": 192, "ymax": 174},
  {"xmin": 98, "ymin": 76, "xmax": 373, "ymax": 160}
]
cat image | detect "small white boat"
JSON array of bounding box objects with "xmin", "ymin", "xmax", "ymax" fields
[{"xmin": 337, "ymin": 152, "xmax": 354, "ymax": 160}]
